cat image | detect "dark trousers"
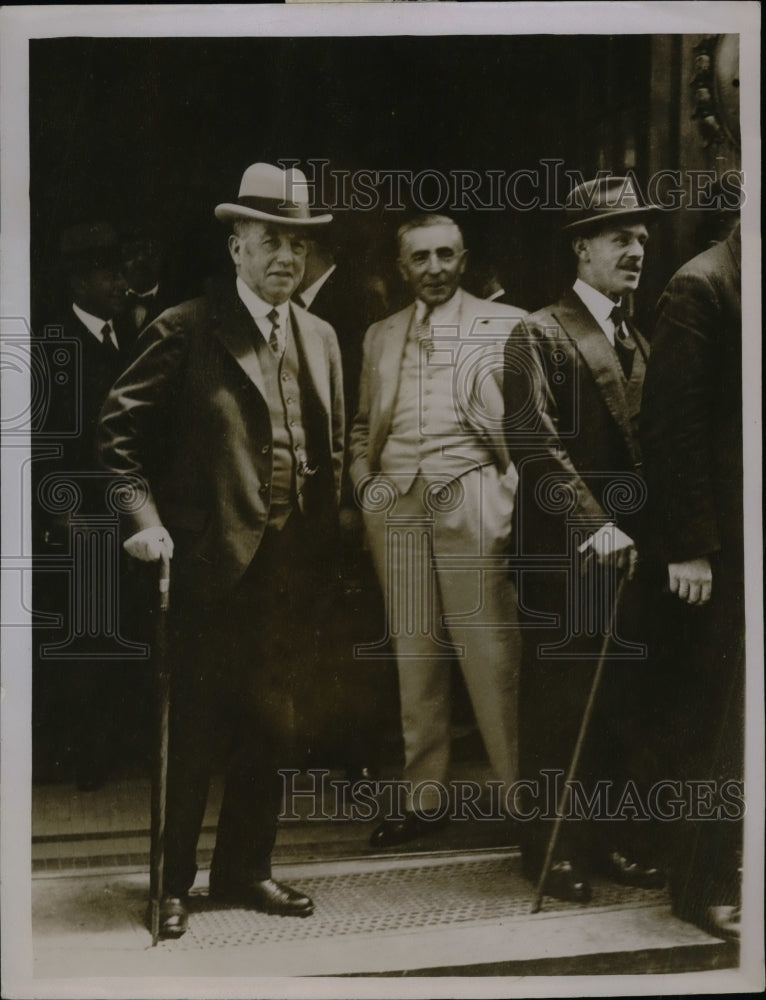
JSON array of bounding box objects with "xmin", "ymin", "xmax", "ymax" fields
[
  {"xmin": 654, "ymin": 564, "xmax": 745, "ymax": 917},
  {"xmin": 517, "ymin": 561, "xmax": 664, "ymax": 874},
  {"xmin": 164, "ymin": 513, "xmax": 327, "ymax": 895}
]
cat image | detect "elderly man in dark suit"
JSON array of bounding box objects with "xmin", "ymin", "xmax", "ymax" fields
[
  {"xmin": 99, "ymin": 163, "xmax": 344, "ymax": 939},
  {"xmin": 641, "ymin": 220, "xmax": 743, "ymax": 940},
  {"xmin": 503, "ymin": 177, "xmax": 664, "ymax": 902}
]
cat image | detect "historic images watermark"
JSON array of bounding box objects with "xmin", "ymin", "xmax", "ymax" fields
[
  {"xmin": 280, "ymin": 159, "xmax": 745, "ymax": 213},
  {"xmin": 279, "ymin": 769, "xmax": 746, "ymax": 824}
]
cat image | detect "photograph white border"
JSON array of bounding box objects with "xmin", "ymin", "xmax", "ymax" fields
[{"xmin": 1, "ymin": 3, "xmax": 762, "ymax": 997}]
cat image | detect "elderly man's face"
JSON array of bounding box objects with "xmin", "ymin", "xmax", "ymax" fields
[
  {"xmin": 229, "ymin": 221, "xmax": 307, "ymax": 304},
  {"xmin": 574, "ymin": 222, "xmax": 649, "ymax": 301},
  {"xmin": 398, "ymin": 223, "xmax": 467, "ymax": 308}
]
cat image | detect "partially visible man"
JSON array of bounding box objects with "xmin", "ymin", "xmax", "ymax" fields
[
  {"xmin": 294, "ymin": 232, "xmax": 385, "ymax": 780},
  {"xmin": 350, "ymin": 214, "xmax": 525, "ymax": 847},
  {"xmin": 503, "ymin": 178, "xmax": 664, "ymax": 902},
  {"xmin": 33, "ymin": 222, "xmax": 132, "ymax": 790},
  {"xmin": 640, "ymin": 220, "xmax": 743, "ymax": 941},
  {"xmin": 98, "ymin": 163, "xmax": 343, "ymax": 938},
  {"xmin": 120, "ymin": 224, "xmax": 174, "ymax": 337}
]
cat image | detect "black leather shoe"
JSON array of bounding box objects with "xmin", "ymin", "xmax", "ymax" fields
[
  {"xmin": 541, "ymin": 860, "xmax": 592, "ymax": 903},
  {"xmin": 369, "ymin": 811, "xmax": 448, "ymax": 848},
  {"xmin": 598, "ymin": 849, "xmax": 665, "ymax": 889},
  {"xmin": 209, "ymin": 875, "xmax": 314, "ymax": 917},
  {"xmin": 145, "ymin": 895, "xmax": 189, "ymax": 939}
]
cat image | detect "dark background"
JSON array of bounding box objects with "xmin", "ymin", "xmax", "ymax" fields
[{"xmin": 30, "ymin": 34, "xmax": 659, "ymax": 324}]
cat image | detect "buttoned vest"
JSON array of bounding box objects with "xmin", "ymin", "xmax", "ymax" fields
[{"xmin": 253, "ymin": 327, "xmax": 310, "ymax": 527}]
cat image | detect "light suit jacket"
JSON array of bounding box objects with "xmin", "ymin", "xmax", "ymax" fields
[{"xmin": 349, "ymin": 290, "xmax": 527, "ymax": 497}]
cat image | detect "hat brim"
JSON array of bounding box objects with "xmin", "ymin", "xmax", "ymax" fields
[
  {"xmin": 214, "ymin": 203, "xmax": 332, "ymax": 226},
  {"xmin": 562, "ymin": 205, "xmax": 661, "ymax": 232}
]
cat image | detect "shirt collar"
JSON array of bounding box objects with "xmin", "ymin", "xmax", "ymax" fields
[
  {"xmin": 72, "ymin": 302, "xmax": 115, "ymax": 342},
  {"xmin": 572, "ymin": 278, "xmax": 620, "ymax": 345},
  {"xmin": 415, "ymin": 287, "xmax": 462, "ymax": 328},
  {"xmin": 236, "ymin": 276, "xmax": 290, "ymax": 343},
  {"xmin": 127, "ymin": 283, "xmax": 159, "ymax": 300},
  {"xmin": 299, "ymin": 263, "xmax": 336, "ymax": 309}
]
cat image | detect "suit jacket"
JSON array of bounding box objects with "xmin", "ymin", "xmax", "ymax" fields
[
  {"xmin": 503, "ymin": 289, "xmax": 649, "ymax": 559},
  {"xmin": 300, "ymin": 265, "xmax": 379, "ymax": 426},
  {"xmin": 640, "ymin": 224, "xmax": 742, "ymax": 571},
  {"xmin": 97, "ymin": 279, "xmax": 344, "ymax": 599},
  {"xmin": 349, "ymin": 290, "xmax": 526, "ymax": 489},
  {"xmin": 33, "ymin": 309, "xmax": 137, "ymax": 529}
]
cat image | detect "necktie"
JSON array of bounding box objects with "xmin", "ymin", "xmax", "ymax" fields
[
  {"xmin": 415, "ymin": 307, "xmax": 433, "ymax": 343},
  {"xmin": 267, "ymin": 308, "xmax": 282, "ymax": 356},
  {"xmin": 100, "ymin": 323, "xmax": 120, "ymax": 359},
  {"xmin": 609, "ymin": 305, "xmax": 635, "ymax": 379}
]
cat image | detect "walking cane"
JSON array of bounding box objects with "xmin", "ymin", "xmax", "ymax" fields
[
  {"xmin": 149, "ymin": 551, "xmax": 171, "ymax": 945},
  {"xmin": 531, "ymin": 564, "xmax": 628, "ymax": 914}
]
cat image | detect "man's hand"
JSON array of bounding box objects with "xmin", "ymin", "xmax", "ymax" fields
[
  {"xmin": 668, "ymin": 557, "xmax": 712, "ymax": 606},
  {"xmin": 123, "ymin": 526, "xmax": 174, "ymax": 562},
  {"xmin": 580, "ymin": 523, "xmax": 638, "ymax": 578}
]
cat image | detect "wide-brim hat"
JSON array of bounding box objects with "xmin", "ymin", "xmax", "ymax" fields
[
  {"xmin": 562, "ymin": 176, "xmax": 660, "ymax": 232},
  {"xmin": 59, "ymin": 221, "xmax": 122, "ymax": 269},
  {"xmin": 215, "ymin": 162, "xmax": 332, "ymax": 226}
]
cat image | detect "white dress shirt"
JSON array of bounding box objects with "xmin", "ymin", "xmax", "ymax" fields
[
  {"xmin": 572, "ymin": 278, "xmax": 622, "ymax": 346},
  {"xmin": 72, "ymin": 303, "xmax": 119, "ymax": 350},
  {"xmin": 298, "ymin": 264, "xmax": 336, "ymax": 310},
  {"xmin": 236, "ymin": 276, "xmax": 290, "ymax": 352}
]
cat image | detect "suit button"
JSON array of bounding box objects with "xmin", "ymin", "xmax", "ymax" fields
[
  {"xmin": 261, "ymin": 445, "xmax": 270, "ymax": 454},
  {"xmin": 282, "ymin": 373, "xmax": 290, "ymax": 381},
  {"xmin": 259, "ymin": 483, "xmax": 270, "ymax": 494},
  {"xmin": 286, "ymin": 396, "xmax": 293, "ymax": 404}
]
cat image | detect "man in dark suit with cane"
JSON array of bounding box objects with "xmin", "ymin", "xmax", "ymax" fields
[
  {"xmin": 503, "ymin": 177, "xmax": 664, "ymax": 902},
  {"xmin": 99, "ymin": 162, "xmax": 344, "ymax": 939}
]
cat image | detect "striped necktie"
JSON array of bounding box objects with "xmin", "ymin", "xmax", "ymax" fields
[{"xmin": 267, "ymin": 308, "xmax": 282, "ymax": 356}]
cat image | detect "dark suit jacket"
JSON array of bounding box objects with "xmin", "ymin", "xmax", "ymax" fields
[
  {"xmin": 301, "ymin": 266, "xmax": 378, "ymax": 424},
  {"xmin": 34, "ymin": 309, "xmax": 136, "ymax": 528},
  {"xmin": 503, "ymin": 289, "xmax": 649, "ymax": 561},
  {"xmin": 641, "ymin": 224, "xmax": 742, "ymax": 571},
  {"xmin": 97, "ymin": 279, "xmax": 344, "ymax": 600}
]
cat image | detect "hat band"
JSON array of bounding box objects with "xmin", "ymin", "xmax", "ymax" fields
[{"xmin": 236, "ymin": 195, "xmax": 311, "ymax": 220}]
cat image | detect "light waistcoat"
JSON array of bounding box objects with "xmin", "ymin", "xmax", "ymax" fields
[{"xmin": 380, "ymin": 308, "xmax": 495, "ymax": 495}]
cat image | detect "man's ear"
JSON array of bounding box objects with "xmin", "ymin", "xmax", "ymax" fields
[
  {"xmin": 227, "ymin": 233, "xmax": 240, "ymax": 268},
  {"xmin": 572, "ymin": 235, "xmax": 590, "ymax": 262}
]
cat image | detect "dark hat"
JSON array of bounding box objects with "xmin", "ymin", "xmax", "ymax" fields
[
  {"xmin": 59, "ymin": 221, "xmax": 122, "ymax": 268},
  {"xmin": 563, "ymin": 176, "xmax": 660, "ymax": 233},
  {"xmin": 215, "ymin": 162, "xmax": 332, "ymax": 227}
]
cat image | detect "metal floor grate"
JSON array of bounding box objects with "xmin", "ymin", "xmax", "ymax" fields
[{"xmin": 155, "ymin": 853, "xmax": 668, "ymax": 951}]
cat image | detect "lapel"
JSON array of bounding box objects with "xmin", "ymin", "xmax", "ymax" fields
[
  {"xmin": 373, "ymin": 305, "xmax": 413, "ymax": 430},
  {"xmin": 210, "ymin": 284, "xmax": 267, "ymax": 400},
  {"xmin": 551, "ymin": 290, "xmax": 641, "ymax": 464},
  {"xmin": 290, "ymin": 304, "xmax": 330, "ymax": 416}
]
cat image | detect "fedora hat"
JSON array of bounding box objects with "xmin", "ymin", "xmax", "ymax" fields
[
  {"xmin": 214, "ymin": 162, "xmax": 332, "ymax": 226},
  {"xmin": 59, "ymin": 221, "xmax": 122, "ymax": 268},
  {"xmin": 562, "ymin": 176, "xmax": 659, "ymax": 232}
]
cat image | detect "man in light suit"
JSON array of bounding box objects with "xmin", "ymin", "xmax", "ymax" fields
[
  {"xmin": 350, "ymin": 214, "xmax": 525, "ymax": 847},
  {"xmin": 503, "ymin": 177, "xmax": 664, "ymax": 902},
  {"xmin": 98, "ymin": 163, "xmax": 344, "ymax": 938}
]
